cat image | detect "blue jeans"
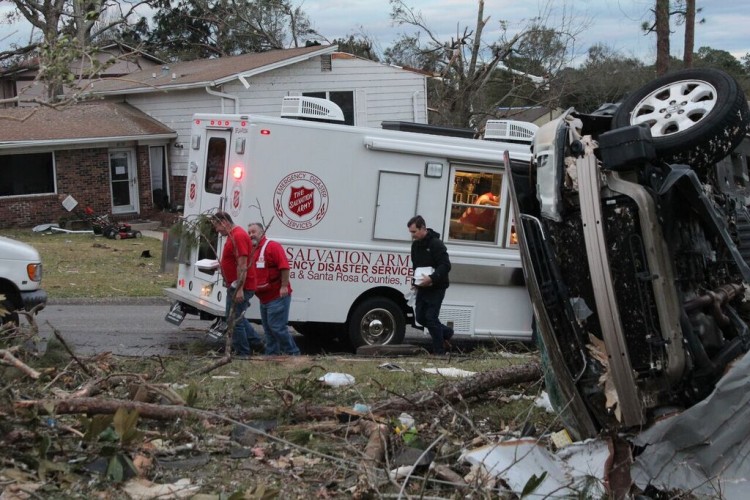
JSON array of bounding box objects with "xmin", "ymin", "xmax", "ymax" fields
[
  {"xmin": 260, "ymin": 295, "xmax": 300, "ymax": 355},
  {"xmin": 415, "ymin": 287, "xmax": 451, "ymax": 354},
  {"xmin": 225, "ymin": 287, "xmax": 263, "ymax": 356}
]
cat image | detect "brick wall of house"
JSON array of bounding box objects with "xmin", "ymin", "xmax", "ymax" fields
[
  {"xmin": 171, "ymin": 176, "xmax": 186, "ymax": 209},
  {"xmin": 0, "ymin": 146, "xmax": 155, "ymax": 228}
]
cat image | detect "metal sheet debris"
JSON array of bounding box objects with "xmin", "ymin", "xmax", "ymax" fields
[
  {"xmin": 631, "ymin": 351, "xmax": 750, "ymax": 499},
  {"xmin": 460, "ymin": 438, "xmax": 610, "ymax": 497}
]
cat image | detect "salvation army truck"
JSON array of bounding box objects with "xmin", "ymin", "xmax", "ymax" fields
[{"xmin": 164, "ymin": 97, "xmax": 535, "ymax": 346}]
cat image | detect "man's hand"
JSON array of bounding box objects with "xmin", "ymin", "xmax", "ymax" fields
[
  {"xmin": 419, "ymin": 275, "xmax": 433, "ymax": 287},
  {"xmin": 280, "ymin": 284, "xmax": 290, "ymax": 297},
  {"xmin": 234, "ymin": 288, "xmax": 245, "ymax": 302}
]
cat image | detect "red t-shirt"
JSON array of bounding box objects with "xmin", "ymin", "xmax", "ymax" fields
[
  {"xmin": 220, "ymin": 225, "xmax": 256, "ymax": 291},
  {"xmin": 252, "ymin": 237, "xmax": 292, "ymax": 304}
]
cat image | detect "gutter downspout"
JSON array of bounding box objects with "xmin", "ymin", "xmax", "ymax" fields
[
  {"xmin": 412, "ymin": 91, "xmax": 419, "ymax": 122},
  {"xmin": 205, "ymin": 86, "xmax": 240, "ymax": 114}
]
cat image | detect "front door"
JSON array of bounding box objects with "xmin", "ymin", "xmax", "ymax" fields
[{"xmin": 109, "ymin": 149, "xmax": 139, "ymax": 214}]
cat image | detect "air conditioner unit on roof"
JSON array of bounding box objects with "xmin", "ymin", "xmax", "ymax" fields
[
  {"xmin": 280, "ymin": 96, "xmax": 345, "ymax": 122},
  {"xmin": 484, "ymin": 119, "xmax": 538, "ymax": 143}
]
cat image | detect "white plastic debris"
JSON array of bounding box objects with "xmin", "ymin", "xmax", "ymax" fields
[
  {"xmin": 398, "ymin": 412, "xmax": 415, "ymax": 429},
  {"xmin": 318, "ymin": 372, "xmax": 355, "ymax": 387},
  {"xmin": 534, "ymin": 391, "xmax": 555, "ymax": 413},
  {"xmin": 122, "ymin": 477, "xmax": 199, "ymax": 499},
  {"xmin": 460, "ymin": 438, "xmax": 609, "ymax": 498},
  {"xmin": 403, "ymin": 289, "xmax": 416, "ymax": 308},
  {"xmin": 422, "ymin": 367, "xmax": 476, "ymax": 378}
]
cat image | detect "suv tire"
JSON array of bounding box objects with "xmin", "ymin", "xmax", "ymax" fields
[{"xmin": 612, "ymin": 68, "xmax": 750, "ymax": 177}]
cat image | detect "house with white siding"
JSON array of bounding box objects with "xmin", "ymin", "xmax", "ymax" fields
[
  {"xmin": 86, "ymin": 45, "xmax": 427, "ymax": 208},
  {"xmin": 0, "ymin": 45, "xmax": 428, "ymax": 227}
]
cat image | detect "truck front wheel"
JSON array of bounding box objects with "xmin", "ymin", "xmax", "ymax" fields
[
  {"xmin": 0, "ymin": 297, "xmax": 19, "ymax": 328},
  {"xmin": 348, "ymin": 298, "xmax": 405, "ymax": 347}
]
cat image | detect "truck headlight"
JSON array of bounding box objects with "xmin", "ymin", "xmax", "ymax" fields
[
  {"xmin": 27, "ymin": 263, "xmax": 42, "ymax": 282},
  {"xmin": 201, "ymin": 284, "xmax": 213, "ymax": 298}
]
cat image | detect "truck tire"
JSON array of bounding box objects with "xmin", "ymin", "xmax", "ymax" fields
[
  {"xmin": 612, "ymin": 68, "xmax": 750, "ymax": 176},
  {"xmin": 0, "ymin": 297, "xmax": 19, "ymax": 328},
  {"xmin": 348, "ymin": 297, "xmax": 405, "ymax": 347}
]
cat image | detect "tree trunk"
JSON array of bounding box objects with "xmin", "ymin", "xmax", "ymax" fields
[
  {"xmin": 372, "ymin": 361, "xmax": 542, "ymax": 413},
  {"xmin": 655, "ymin": 0, "xmax": 670, "ymax": 75},
  {"xmin": 683, "ymin": 0, "xmax": 695, "ymax": 68}
]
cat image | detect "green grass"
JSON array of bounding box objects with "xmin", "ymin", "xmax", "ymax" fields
[{"xmin": 1, "ymin": 229, "xmax": 175, "ymax": 299}]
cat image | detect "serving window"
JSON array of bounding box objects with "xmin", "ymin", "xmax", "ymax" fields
[{"xmin": 448, "ymin": 170, "xmax": 504, "ymax": 244}]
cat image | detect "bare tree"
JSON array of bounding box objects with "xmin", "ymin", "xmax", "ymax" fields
[
  {"xmin": 387, "ymin": 0, "xmax": 583, "ymax": 127},
  {"xmin": 682, "ymin": 0, "xmax": 695, "ymax": 67},
  {"xmin": 642, "ymin": 0, "xmax": 704, "ymax": 73},
  {"xmin": 3, "ymin": 0, "xmax": 156, "ymax": 101},
  {"xmin": 655, "ymin": 0, "xmax": 670, "ymax": 75}
]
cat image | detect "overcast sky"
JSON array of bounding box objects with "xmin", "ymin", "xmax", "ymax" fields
[
  {"xmin": 307, "ymin": 0, "xmax": 750, "ymax": 66},
  {"xmin": 1, "ymin": 0, "xmax": 748, "ymax": 67}
]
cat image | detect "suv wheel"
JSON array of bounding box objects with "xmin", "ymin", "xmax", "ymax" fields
[{"xmin": 612, "ymin": 68, "xmax": 750, "ymax": 177}]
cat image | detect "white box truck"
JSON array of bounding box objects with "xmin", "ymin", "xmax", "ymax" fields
[{"xmin": 164, "ymin": 97, "xmax": 535, "ymax": 346}]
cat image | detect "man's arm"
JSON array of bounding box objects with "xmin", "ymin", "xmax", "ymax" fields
[
  {"xmin": 234, "ymin": 255, "xmax": 248, "ymax": 302},
  {"xmin": 280, "ymin": 269, "xmax": 290, "ymax": 297},
  {"xmin": 430, "ymin": 240, "xmax": 451, "ymax": 284}
]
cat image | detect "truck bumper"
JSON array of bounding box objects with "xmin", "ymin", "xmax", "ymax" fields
[
  {"xmin": 21, "ymin": 289, "xmax": 48, "ymax": 312},
  {"xmin": 164, "ymin": 287, "xmax": 223, "ymax": 317}
]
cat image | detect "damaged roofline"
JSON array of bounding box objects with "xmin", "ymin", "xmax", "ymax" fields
[
  {"xmin": 0, "ymin": 133, "xmax": 177, "ymax": 150},
  {"xmin": 235, "ymin": 45, "xmax": 338, "ymax": 89},
  {"xmin": 88, "ymin": 45, "xmax": 339, "ymax": 96}
]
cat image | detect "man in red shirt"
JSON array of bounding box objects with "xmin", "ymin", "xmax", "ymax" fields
[
  {"xmin": 211, "ymin": 212, "xmax": 263, "ymax": 356},
  {"xmin": 248, "ymin": 222, "xmax": 300, "ymax": 355}
]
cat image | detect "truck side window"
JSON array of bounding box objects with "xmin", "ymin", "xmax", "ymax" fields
[
  {"xmin": 204, "ymin": 138, "xmax": 226, "ymax": 195},
  {"xmin": 449, "ymin": 170, "xmax": 503, "ymax": 244}
]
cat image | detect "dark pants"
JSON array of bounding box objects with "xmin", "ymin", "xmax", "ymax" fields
[
  {"xmin": 225, "ymin": 287, "xmax": 264, "ymax": 356},
  {"xmin": 415, "ymin": 287, "xmax": 451, "ymax": 354}
]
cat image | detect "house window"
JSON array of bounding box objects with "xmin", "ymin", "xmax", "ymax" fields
[
  {"xmin": 0, "ymin": 152, "xmax": 55, "ymax": 197},
  {"xmin": 448, "ymin": 169, "xmax": 504, "ymax": 244},
  {"xmin": 302, "ymin": 91, "xmax": 354, "ymax": 125}
]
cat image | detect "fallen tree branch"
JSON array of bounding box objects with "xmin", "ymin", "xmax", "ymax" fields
[
  {"xmin": 15, "ymin": 397, "xmax": 203, "ymax": 421},
  {"xmin": 48, "ymin": 321, "xmax": 93, "ymax": 377},
  {"xmin": 372, "ymin": 361, "xmax": 542, "ymax": 413},
  {"xmin": 1, "ymin": 348, "xmax": 41, "ymax": 379}
]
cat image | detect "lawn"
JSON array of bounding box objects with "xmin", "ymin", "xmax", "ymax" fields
[{"xmin": 0, "ymin": 228, "xmax": 175, "ymax": 299}]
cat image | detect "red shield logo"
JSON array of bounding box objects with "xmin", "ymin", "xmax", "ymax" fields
[
  {"xmin": 189, "ymin": 183, "xmax": 196, "ymax": 201},
  {"xmin": 288, "ymin": 186, "xmax": 315, "ymax": 217},
  {"xmin": 233, "ymin": 189, "xmax": 241, "ymax": 209}
]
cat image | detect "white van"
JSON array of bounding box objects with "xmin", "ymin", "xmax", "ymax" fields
[{"xmin": 164, "ymin": 97, "xmax": 535, "ymax": 346}]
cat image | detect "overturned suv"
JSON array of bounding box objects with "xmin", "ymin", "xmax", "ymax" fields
[{"xmin": 509, "ymin": 68, "xmax": 750, "ymax": 439}]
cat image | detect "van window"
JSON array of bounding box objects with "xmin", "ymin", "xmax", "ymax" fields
[
  {"xmin": 449, "ymin": 170, "xmax": 503, "ymax": 244},
  {"xmin": 204, "ymin": 137, "xmax": 226, "ymax": 194}
]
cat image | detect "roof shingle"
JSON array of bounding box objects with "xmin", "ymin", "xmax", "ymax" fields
[{"xmin": 0, "ymin": 102, "xmax": 175, "ymax": 143}]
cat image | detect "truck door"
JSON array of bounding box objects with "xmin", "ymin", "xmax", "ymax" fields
[
  {"xmin": 200, "ymin": 131, "xmax": 232, "ymax": 214},
  {"xmin": 194, "ymin": 130, "xmax": 232, "ymax": 280}
]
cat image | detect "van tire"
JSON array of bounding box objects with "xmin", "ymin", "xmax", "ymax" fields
[
  {"xmin": 0, "ymin": 297, "xmax": 19, "ymax": 328},
  {"xmin": 348, "ymin": 298, "xmax": 405, "ymax": 347},
  {"xmin": 612, "ymin": 68, "xmax": 750, "ymax": 175}
]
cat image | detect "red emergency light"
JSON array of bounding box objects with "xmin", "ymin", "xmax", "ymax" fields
[
  {"xmin": 232, "ymin": 165, "xmax": 244, "ymax": 180},
  {"xmin": 260, "ymin": 129, "xmax": 271, "ymax": 135}
]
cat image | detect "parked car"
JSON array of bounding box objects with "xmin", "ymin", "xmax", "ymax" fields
[
  {"xmin": 508, "ymin": 68, "xmax": 750, "ymax": 439},
  {"xmin": 0, "ymin": 236, "xmax": 48, "ymax": 327}
]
